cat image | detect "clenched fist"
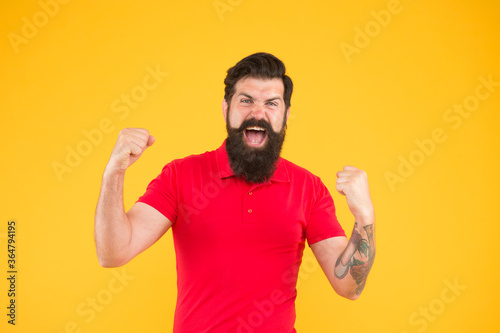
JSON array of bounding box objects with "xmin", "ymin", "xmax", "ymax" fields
[
  {"xmin": 336, "ymin": 165, "xmax": 374, "ymax": 223},
  {"xmin": 106, "ymin": 128, "xmax": 155, "ymax": 174}
]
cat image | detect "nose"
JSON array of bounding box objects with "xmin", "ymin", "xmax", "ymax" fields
[{"xmin": 251, "ymin": 104, "xmax": 265, "ymax": 120}]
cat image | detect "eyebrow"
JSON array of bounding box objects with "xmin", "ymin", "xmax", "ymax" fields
[{"xmin": 237, "ymin": 93, "xmax": 283, "ymax": 102}]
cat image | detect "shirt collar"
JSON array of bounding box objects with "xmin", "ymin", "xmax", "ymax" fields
[{"xmin": 215, "ymin": 140, "xmax": 290, "ymax": 183}]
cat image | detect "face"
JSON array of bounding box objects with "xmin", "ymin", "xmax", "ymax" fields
[
  {"xmin": 222, "ymin": 77, "xmax": 290, "ymax": 147},
  {"xmin": 222, "ymin": 77, "xmax": 291, "ymax": 183}
]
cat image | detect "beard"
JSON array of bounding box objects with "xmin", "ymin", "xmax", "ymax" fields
[{"xmin": 225, "ymin": 114, "xmax": 287, "ymax": 184}]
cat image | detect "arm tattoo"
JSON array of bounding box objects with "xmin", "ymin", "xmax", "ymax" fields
[{"xmin": 334, "ymin": 222, "xmax": 375, "ymax": 295}]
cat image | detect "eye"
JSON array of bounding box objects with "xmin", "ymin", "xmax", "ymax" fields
[
  {"xmin": 241, "ymin": 99, "xmax": 252, "ymax": 104},
  {"xmin": 266, "ymin": 101, "xmax": 278, "ymax": 106}
]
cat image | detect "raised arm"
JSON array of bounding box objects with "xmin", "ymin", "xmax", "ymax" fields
[
  {"xmin": 94, "ymin": 128, "xmax": 172, "ymax": 267},
  {"xmin": 310, "ymin": 166, "xmax": 375, "ymax": 300}
]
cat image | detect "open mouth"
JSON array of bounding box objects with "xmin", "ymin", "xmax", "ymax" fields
[{"xmin": 244, "ymin": 126, "xmax": 268, "ymax": 147}]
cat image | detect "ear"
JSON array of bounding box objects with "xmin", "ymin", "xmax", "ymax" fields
[
  {"xmin": 222, "ymin": 99, "xmax": 229, "ymax": 123},
  {"xmin": 285, "ymin": 107, "xmax": 291, "ymax": 121}
]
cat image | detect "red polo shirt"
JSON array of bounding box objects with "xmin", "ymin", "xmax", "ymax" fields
[{"xmin": 137, "ymin": 141, "xmax": 345, "ymax": 332}]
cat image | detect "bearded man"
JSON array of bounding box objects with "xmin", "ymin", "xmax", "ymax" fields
[{"xmin": 94, "ymin": 52, "xmax": 376, "ymax": 332}]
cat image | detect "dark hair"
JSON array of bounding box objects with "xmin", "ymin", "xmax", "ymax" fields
[{"xmin": 224, "ymin": 52, "xmax": 293, "ymax": 110}]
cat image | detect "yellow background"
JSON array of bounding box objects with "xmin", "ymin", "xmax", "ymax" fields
[{"xmin": 1, "ymin": 0, "xmax": 499, "ymax": 332}]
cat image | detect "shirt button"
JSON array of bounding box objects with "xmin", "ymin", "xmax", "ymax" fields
[
  {"xmin": 248, "ymin": 209, "xmax": 253, "ymax": 213},
  {"xmin": 248, "ymin": 191, "xmax": 253, "ymax": 195}
]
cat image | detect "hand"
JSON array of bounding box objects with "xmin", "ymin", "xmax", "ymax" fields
[
  {"xmin": 106, "ymin": 128, "xmax": 155, "ymax": 174},
  {"xmin": 336, "ymin": 165, "xmax": 374, "ymax": 223}
]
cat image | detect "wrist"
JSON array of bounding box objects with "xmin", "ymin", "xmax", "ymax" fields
[
  {"xmin": 354, "ymin": 210, "xmax": 375, "ymax": 226},
  {"xmin": 103, "ymin": 165, "xmax": 126, "ymax": 180}
]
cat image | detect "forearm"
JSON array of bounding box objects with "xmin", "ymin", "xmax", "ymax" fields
[
  {"xmin": 94, "ymin": 169, "xmax": 132, "ymax": 267},
  {"xmin": 334, "ymin": 216, "xmax": 375, "ymax": 299}
]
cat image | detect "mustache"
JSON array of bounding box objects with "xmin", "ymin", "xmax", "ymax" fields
[{"xmin": 233, "ymin": 118, "xmax": 275, "ymax": 134}]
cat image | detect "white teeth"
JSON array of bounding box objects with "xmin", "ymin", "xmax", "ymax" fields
[{"xmin": 246, "ymin": 126, "xmax": 265, "ymax": 131}]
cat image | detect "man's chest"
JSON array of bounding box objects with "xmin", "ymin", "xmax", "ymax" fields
[{"xmin": 174, "ymin": 175, "xmax": 312, "ymax": 251}]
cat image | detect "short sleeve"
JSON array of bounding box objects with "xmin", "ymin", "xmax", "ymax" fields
[
  {"xmin": 136, "ymin": 162, "xmax": 178, "ymax": 224},
  {"xmin": 305, "ymin": 180, "xmax": 346, "ymax": 245}
]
